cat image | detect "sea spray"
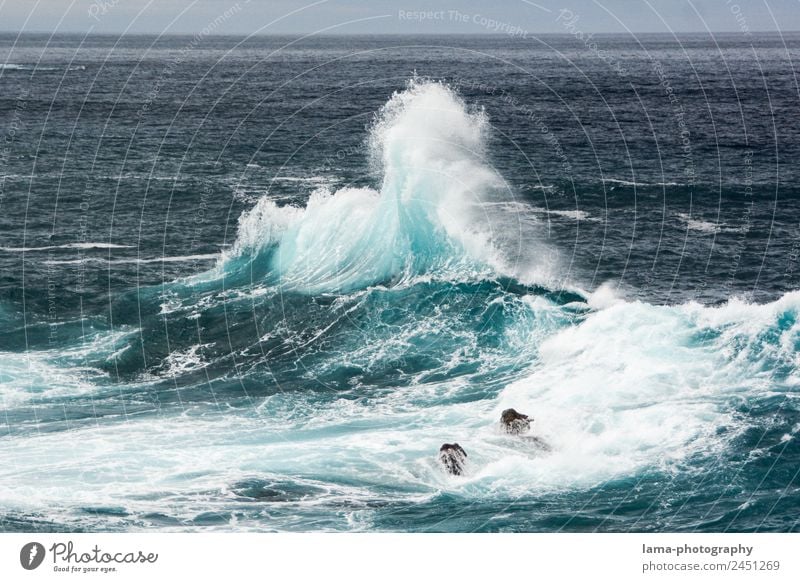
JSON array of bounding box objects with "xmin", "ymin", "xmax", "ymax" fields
[
  {"xmin": 221, "ymin": 80, "xmax": 542, "ymax": 293},
  {"xmin": 490, "ymin": 292, "xmax": 800, "ymax": 491},
  {"xmin": 3, "ymin": 44, "xmax": 799, "ymax": 533}
]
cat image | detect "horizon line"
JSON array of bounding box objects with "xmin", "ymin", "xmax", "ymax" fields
[{"xmin": 0, "ymin": 29, "xmax": 797, "ymax": 37}]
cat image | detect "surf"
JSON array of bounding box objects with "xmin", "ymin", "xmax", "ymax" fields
[
  {"xmin": 1, "ymin": 77, "xmax": 798, "ymax": 533},
  {"xmin": 210, "ymin": 79, "xmax": 553, "ymax": 294}
]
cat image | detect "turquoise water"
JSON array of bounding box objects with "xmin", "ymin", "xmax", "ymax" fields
[{"xmin": 1, "ymin": 34, "xmax": 799, "ymax": 532}]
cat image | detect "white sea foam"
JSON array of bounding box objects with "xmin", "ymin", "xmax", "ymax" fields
[
  {"xmin": 3, "ymin": 292, "xmax": 796, "ymax": 525},
  {"xmin": 0, "ymin": 297, "xmax": 791, "ymax": 534},
  {"xmin": 0, "ymin": 353, "xmax": 99, "ymax": 408},
  {"xmin": 676, "ymin": 213, "xmax": 746, "ymax": 234},
  {"xmin": 530, "ymin": 206, "xmax": 602, "ymax": 222},
  {"xmin": 1, "ymin": 242, "xmax": 133, "ymax": 252},
  {"xmin": 160, "ymin": 343, "xmax": 213, "ymax": 376},
  {"xmin": 270, "ymin": 176, "xmax": 331, "ymax": 184},
  {"xmin": 604, "ymin": 178, "xmax": 684, "ymax": 187},
  {"xmin": 42, "ymin": 254, "xmax": 218, "ymax": 266},
  {"xmin": 222, "ymin": 80, "xmax": 555, "ymax": 293},
  {"xmin": 0, "ymin": 330, "xmax": 136, "ymax": 408},
  {"xmin": 0, "ymin": 63, "xmax": 84, "ymax": 71},
  {"xmin": 487, "ymin": 292, "xmax": 800, "ymax": 492},
  {"xmin": 586, "ymin": 282, "xmax": 624, "ymax": 310}
]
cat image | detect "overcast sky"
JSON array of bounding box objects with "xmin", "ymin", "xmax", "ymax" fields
[{"xmin": 0, "ymin": 0, "xmax": 798, "ymax": 35}]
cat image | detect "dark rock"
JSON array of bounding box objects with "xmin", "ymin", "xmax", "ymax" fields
[
  {"xmin": 438, "ymin": 443, "xmax": 467, "ymax": 476},
  {"xmin": 500, "ymin": 408, "xmax": 532, "ymax": 435}
]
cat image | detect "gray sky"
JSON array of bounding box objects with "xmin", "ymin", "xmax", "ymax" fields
[{"xmin": 0, "ymin": 0, "xmax": 798, "ymax": 35}]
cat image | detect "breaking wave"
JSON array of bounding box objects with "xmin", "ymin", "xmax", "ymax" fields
[
  {"xmin": 1, "ymin": 79, "xmax": 798, "ymax": 532},
  {"xmin": 212, "ymin": 80, "xmax": 554, "ymax": 293}
]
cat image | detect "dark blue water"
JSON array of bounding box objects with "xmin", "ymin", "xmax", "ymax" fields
[{"xmin": 1, "ymin": 33, "xmax": 799, "ymax": 532}]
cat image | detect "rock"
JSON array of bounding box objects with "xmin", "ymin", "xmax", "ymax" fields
[
  {"xmin": 500, "ymin": 408, "xmax": 532, "ymax": 435},
  {"xmin": 438, "ymin": 443, "xmax": 467, "ymax": 475}
]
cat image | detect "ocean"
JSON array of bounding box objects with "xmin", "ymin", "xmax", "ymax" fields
[{"xmin": 1, "ymin": 32, "xmax": 799, "ymax": 532}]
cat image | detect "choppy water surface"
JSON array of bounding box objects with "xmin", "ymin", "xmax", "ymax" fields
[{"xmin": 1, "ymin": 33, "xmax": 799, "ymax": 532}]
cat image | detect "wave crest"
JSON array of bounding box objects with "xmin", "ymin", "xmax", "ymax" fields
[{"xmin": 221, "ymin": 80, "xmax": 529, "ymax": 293}]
